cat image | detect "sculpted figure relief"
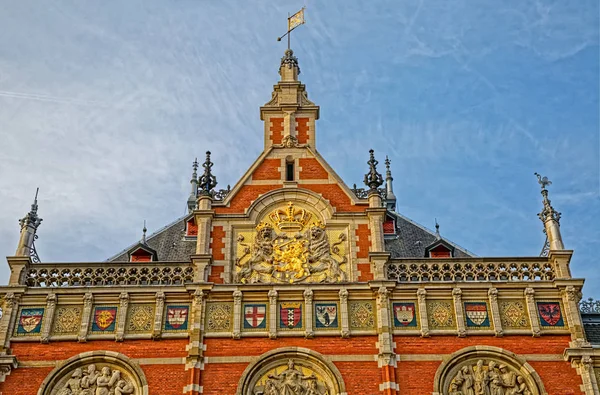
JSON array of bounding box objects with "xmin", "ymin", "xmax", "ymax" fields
[
  {"xmin": 449, "ymin": 360, "xmax": 531, "ymax": 395},
  {"xmin": 54, "ymin": 364, "xmax": 135, "ymax": 395},
  {"xmin": 236, "ymin": 203, "xmax": 347, "ymax": 284},
  {"xmin": 255, "ymin": 360, "xmax": 329, "ymax": 395}
]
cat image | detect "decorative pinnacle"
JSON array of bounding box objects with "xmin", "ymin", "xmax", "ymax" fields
[
  {"xmin": 385, "ymin": 156, "xmax": 392, "ymax": 179},
  {"xmin": 141, "ymin": 220, "xmax": 147, "ymax": 245},
  {"xmin": 199, "ymin": 151, "xmax": 218, "ymax": 196},
  {"xmin": 19, "ymin": 187, "xmax": 42, "ymax": 231},
  {"xmin": 534, "ymin": 173, "xmax": 561, "ymax": 225},
  {"xmin": 191, "ymin": 158, "xmax": 199, "ymax": 181},
  {"xmin": 435, "ymin": 219, "xmax": 440, "ymax": 238},
  {"xmin": 363, "ymin": 149, "xmax": 384, "ymax": 193},
  {"xmin": 280, "ymin": 49, "xmax": 300, "ymax": 73}
]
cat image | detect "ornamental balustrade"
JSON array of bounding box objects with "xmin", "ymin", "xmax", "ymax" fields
[
  {"xmin": 24, "ymin": 262, "xmax": 194, "ymax": 287},
  {"xmin": 387, "ymin": 257, "xmax": 555, "ymax": 282}
]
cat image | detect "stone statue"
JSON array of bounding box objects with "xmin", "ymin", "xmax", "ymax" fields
[
  {"xmin": 449, "ymin": 360, "xmax": 531, "ymax": 395},
  {"xmin": 236, "ymin": 224, "xmax": 286, "ymax": 283},
  {"xmin": 305, "ymin": 225, "xmax": 346, "ymax": 282},
  {"xmin": 51, "ymin": 364, "xmax": 136, "ymax": 395},
  {"xmin": 255, "ymin": 359, "xmax": 329, "ymax": 395}
]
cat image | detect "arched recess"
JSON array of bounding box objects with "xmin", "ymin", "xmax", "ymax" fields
[
  {"xmin": 236, "ymin": 347, "xmax": 347, "ymax": 395},
  {"xmin": 433, "ymin": 346, "xmax": 547, "ymax": 395},
  {"xmin": 247, "ymin": 188, "xmax": 335, "ymax": 224},
  {"xmin": 37, "ymin": 351, "xmax": 148, "ymax": 395}
]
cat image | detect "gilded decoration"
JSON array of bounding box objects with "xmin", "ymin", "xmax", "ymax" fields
[
  {"xmin": 52, "ymin": 306, "xmax": 82, "ymax": 335},
  {"xmin": 126, "ymin": 305, "xmax": 155, "ymax": 334},
  {"xmin": 205, "ymin": 302, "xmax": 233, "ymax": 332},
  {"xmin": 349, "ymin": 301, "xmax": 375, "ymax": 330},
  {"xmin": 253, "ymin": 359, "xmax": 330, "ymax": 395},
  {"xmin": 428, "ymin": 300, "xmax": 455, "ymax": 330},
  {"xmin": 499, "ymin": 300, "xmax": 529, "ymax": 329},
  {"xmin": 90, "ymin": 306, "xmax": 118, "ymax": 334},
  {"xmin": 448, "ymin": 359, "xmax": 533, "ymax": 395},
  {"xmin": 235, "ymin": 202, "xmax": 347, "ymax": 284},
  {"xmin": 50, "ymin": 363, "xmax": 137, "ymax": 395}
]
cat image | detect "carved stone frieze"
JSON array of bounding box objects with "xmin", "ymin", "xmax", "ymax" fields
[
  {"xmin": 52, "ymin": 363, "xmax": 136, "ymax": 395},
  {"xmin": 449, "ymin": 359, "xmax": 532, "ymax": 395},
  {"xmin": 254, "ymin": 359, "xmax": 329, "ymax": 395}
]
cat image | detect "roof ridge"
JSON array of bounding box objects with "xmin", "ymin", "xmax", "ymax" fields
[
  {"xmin": 389, "ymin": 210, "xmax": 478, "ymax": 257},
  {"xmin": 105, "ymin": 215, "xmax": 187, "ymax": 262}
]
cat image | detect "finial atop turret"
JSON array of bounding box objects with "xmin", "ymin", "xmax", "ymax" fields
[
  {"xmin": 141, "ymin": 220, "xmax": 147, "ymax": 245},
  {"xmin": 187, "ymin": 158, "xmax": 199, "ymax": 212},
  {"xmin": 16, "ymin": 188, "xmax": 42, "ymax": 261},
  {"xmin": 435, "ymin": 219, "xmax": 440, "ymax": 238},
  {"xmin": 534, "ymin": 173, "xmax": 564, "ymax": 250},
  {"xmin": 364, "ymin": 149, "xmax": 384, "ymax": 194},
  {"xmin": 199, "ymin": 151, "xmax": 218, "ymax": 196},
  {"xmin": 384, "ymin": 156, "xmax": 397, "ymax": 211}
]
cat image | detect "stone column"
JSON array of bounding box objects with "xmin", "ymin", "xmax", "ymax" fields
[
  {"xmin": 524, "ymin": 288, "xmax": 541, "ymax": 337},
  {"xmin": 232, "ymin": 290, "xmax": 242, "ymax": 340},
  {"xmin": 0, "ymin": 293, "xmax": 19, "ymax": 352},
  {"xmin": 562, "ymin": 286, "xmax": 589, "ymax": 347},
  {"xmin": 6, "ymin": 256, "xmax": 30, "ymax": 286},
  {"xmin": 152, "ymin": 291, "xmax": 165, "ymax": 340},
  {"xmin": 417, "ymin": 289, "xmax": 429, "ymax": 338},
  {"xmin": 115, "ymin": 292, "xmax": 129, "ymax": 342},
  {"xmin": 549, "ymin": 250, "xmax": 573, "ymax": 279},
  {"xmin": 78, "ymin": 293, "xmax": 93, "ymax": 342},
  {"xmin": 268, "ymin": 290, "xmax": 278, "ymax": 339},
  {"xmin": 488, "ymin": 288, "xmax": 503, "ymax": 337},
  {"xmin": 452, "ymin": 288, "xmax": 466, "ymax": 337},
  {"xmin": 376, "ymin": 287, "xmax": 397, "ymax": 395},
  {"xmin": 304, "ymin": 289, "xmax": 314, "ymax": 338},
  {"xmin": 185, "ymin": 289, "xmax": 206, "ymax": 395},
  {"xmin": 339, "ymin": 288, "xmax": 350, "ymax": 338},
  {"xmin": 576, "ymin": 356, "xmax": 599, "ymax": 395},
  {"xmin": 193, "ymin": 195, "xmax": 215, "ymax": 282},
  {"xmin": 40, "ymin": 293, "xmax": 56, "ymax": 343}
]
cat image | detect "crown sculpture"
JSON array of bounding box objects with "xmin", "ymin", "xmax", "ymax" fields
[{"xmin": 269, "ymin": 202, "xmax": 312, "ymax": 232}]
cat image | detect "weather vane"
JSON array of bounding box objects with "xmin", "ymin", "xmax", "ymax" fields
[
  {"xmin": 534, "ymin": 172, "xmax": 552, "ymax": 190},
  {"xmin": 277, "ymin": 7, "xmax": 306, "ymax": 49}
]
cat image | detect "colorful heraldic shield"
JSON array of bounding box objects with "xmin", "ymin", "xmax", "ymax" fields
[
  {"xmin": 244, "ymin": 304, "xmax": 267, "ymax": 329},
  {"xmin": 392, "ymin": 302, "xmax": 417, "ymax": 328},
  {"xmin": 279, "ymin": 302, "xmax": 303, "ymax": 329},
  {"xmin": 464, "ymin": 302, "xmax": 490, "ymax": 328},
  {"xmin": 91, "ymin": 306, "xmax": 118, "ymax": 333},
  {"xmin": 16, "ymin": 307, "xmax": 44, "ymax": 335},
  {"xmin": 164, "ymin": 305, "xmax": 189, "ymax": 331},
  {"xmin": 537, "ymin": 302, "xmax": 565, "ymax": 327},
  {"xmin": 315, "ymin": 303, "xmax": 338, "ymax": 329}
]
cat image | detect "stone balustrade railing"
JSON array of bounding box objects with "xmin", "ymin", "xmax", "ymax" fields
[
  {"xmin": 24, "ymin": 262, "xmax": 195, "ymax": 287},
  {"xmin": 387, "ymin": 257, "xmax": 555, "ymax": 282}
]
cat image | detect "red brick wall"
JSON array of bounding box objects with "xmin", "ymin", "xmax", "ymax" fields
[
  {"xmin": 208, "ymin": 265, "xmax": 224, "ymax": 283},
  {"xmin": 296, "ymin": 117, "xmax": 310, "ymax": 144},
  {"xmin": 355, "ymin": 223, "xmax": 373, "ymax": 281},
  {"xmin": 252, "ymin": 158, "xmax": 281, "ymax": 180},
  {"xmin": 210, "ymin": 226, "xmax": 225, "ymax": 260},
  {"xmin": 270, "ymin": 118, "xmax": 283, "ymax": 145},
  {"xmin": 302, "ymin": 184, "xmax": 366, "ymax": 212},
  {"xmin": 299, "ymin": 158, "xmax": 328, "ymax": 180},
  {"xmin": 215, "ymin": 185, "xmax": 279, "ymax": 214},
  {"xmin": 202, "ymin": 362, "xmax": 248, "ymax": 395},
  {"xmin": 186, "ymin": 218, "xmax": 198, "ymax": 236}
]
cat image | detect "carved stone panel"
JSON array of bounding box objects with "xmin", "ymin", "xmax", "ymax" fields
[
  {"xmin": 51, "ymin": 363, "xmax": 137, "ymax": 395},
  {"xmin": 427, "ymin": 300, "xmax": 455, "ymax": 330},
  {"xmin": 52, "ymin": 306, "xmax": 83, "ymax": 335},
  {"xmin": 448, "ymin": 359, "xmax": 533, "ymax": 395},
  {"xmin": 348, "ymin": 301, "xmax": 376, "ymax": 330},
  {"xmin": 499, "ymin": 300, "xmax": 530, "ymax": 329},
  {"xmin": 234, "ymin": 202, "xmax": 348, "ymax": 284},
  {"xmin": 253, "ymin": 359, "xmax": 330, "ymax": 395},
  {"xmin": 205, "ymin": 302, "xmax": 233, "ymax": 332},
  {"xmin": 125, "ymin": 305, "xmax": 155, "ymax": 334}
]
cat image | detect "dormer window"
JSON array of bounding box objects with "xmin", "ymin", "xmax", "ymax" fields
[
  {"xmin": 186, "ymin": 218, "xmax": 198, "ymax": 237},
  {"xmin": 383, "ymin": 215, "xmax": 396, "ymax": 237},
  {"xmin": 428, "ymin": 244, "xmax": 453, "ymax": 258},
  {"xmin": 130, "ymin": 249, "xmax": 153, "ymax": 262}
]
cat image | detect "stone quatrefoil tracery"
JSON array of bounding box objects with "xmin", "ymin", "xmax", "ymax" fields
[
  {"xmin": 387, "ymin": 260, "xmax": 555, "ymax": 282},
  {"xmin": 25, "ymin": 264, "xmax": 195, "ymax": 287}
]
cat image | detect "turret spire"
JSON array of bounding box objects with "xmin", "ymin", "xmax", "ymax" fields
[
  {"xmin": 187, "ymin": 158, "xmax": 199, "ymax": 212},
  {"xmin": 364, "ymin": 149, "xmax": 384, "ymax": 194},
  {"xmin": 434, "ymin": 219, "xmax": 441, "ymax": 239},
  {"xmin": 384, "ymin": 156, "xmax": 397, "ymax": 211},
  {"xmin": 198, "ymin": 151, "xmax": 217, "ymax": 196},
  {"xmin": 534, "ymin": 172, "xmax": 564, "ymax": 250},
  {"xmin": 141, "ymin": 220, "xmax": 147, "ymax": 245},
  {"xmin": 15, "ymin": 188, "xmax": 42, "ymax": 261}
]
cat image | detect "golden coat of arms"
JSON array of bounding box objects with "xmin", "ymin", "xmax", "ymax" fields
[{"xmin": 235, "ymin": 203, "xmax": 346, "ymax": 284}]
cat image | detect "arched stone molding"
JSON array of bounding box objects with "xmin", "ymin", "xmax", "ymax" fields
[
  {"xmin": 236, "ymin": 347, "xmax": 347, "ymax": 395},
  {"xmin": 37, "ymin": 351, "xmax": 148, "ymax": 395},
  {"xmin": 247, "ymin": 188, "xmax": 334, "ymax": 224},
  {"xmin": 433, "ymin": 346, "xmax": 547, "ymax": 395}
]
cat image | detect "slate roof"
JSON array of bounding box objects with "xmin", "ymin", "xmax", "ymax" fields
[
  {"xmin": 582, "ymin": 313, "xmax": 600, "ymax": 345},
  {"xmin": 108, "ymin": 216, "xmax": 196, "ymax": 262},
  {"xmin": 385, "ymin": 211, "xmax": 474, "ymax": 258},
  {"xmin": 108, "ymin": 209, "xmax": 473, "ymax": 262}
]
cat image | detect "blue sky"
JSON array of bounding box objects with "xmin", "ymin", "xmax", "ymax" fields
[{"xmin": 0, "ymin": 1, "xmax": 598, "ymax": 296}]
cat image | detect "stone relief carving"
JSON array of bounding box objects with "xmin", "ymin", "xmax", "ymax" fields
[
  {"xmin": 53, "ymin": 364, "xmax": 136, "ymax": 395},
  {"xmin": 254, "ymin": 359, "xmax": 329, "ymax": 395},
  {"xmin": 235, "ymin": 203, "xmax": 347, "ymax": 284},
  {"xmin": 449, "ymin": 360, "xmax": 531, "ymax": 395}
]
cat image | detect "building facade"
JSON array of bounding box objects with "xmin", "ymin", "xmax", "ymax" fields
[{"xmin": 0, "ymin": 49, "xmax": 598, "ymax": 395}]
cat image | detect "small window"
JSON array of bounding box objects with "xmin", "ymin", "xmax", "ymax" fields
[
  {"xmin": 429, "ymin": 245, "xmax": 452, "ymax": 258},
  {"xmin": 131, "ymin": 250, "xmax": 153, "ymax": 262},
  {"xmin": 286, "ymin": 160, "xmax": 294, "ymax": 181}
]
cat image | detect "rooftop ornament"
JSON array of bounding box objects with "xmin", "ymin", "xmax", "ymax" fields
[
  {"xmin": 363, "ymin": 149, "xmax": 384, "ymax": 194},
  {"xmin": 199, "ymin": 151, "xmax": 218, "ymax": 196}
]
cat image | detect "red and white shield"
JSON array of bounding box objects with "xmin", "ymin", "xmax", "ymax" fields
[
  {"xmin": 280, "ymin": 302, "xmax": 302, "ymax": 328},
  {"xmin": 167, "ymin": 307, "xmax": 189, "ymax": 329},
  {"xmin": 538, "ymin": 303, "xmax": 561, "ymax": 326},
  {"xmin": 244, "ymin": 305, "xmax": 266, "ymax": 328},
  {"xmin": 20, "ymin": 310, "xmax": 43, "ymax": 332},
  {"xmin": 394, "ymin": 304, "xmax": 415, "ymax": 326},
  {"xmin": 465, "ymin": 303, "xmax": 488, "ymax": 326}
]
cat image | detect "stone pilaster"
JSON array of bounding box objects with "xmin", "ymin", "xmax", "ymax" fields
[
  {"xmin": 115, "ymin": 291, "xmax": 129, "ymax": 342},
  {"xmin": 376, "ymin": 286, "xmax": 397, "ymax": 395},
  {"xmin": 232, "ymin": 290, "xmax": 242, "ymax": 340},
  {"xmin": 268, "ymin": 290, "xmax": 278, "ymax": 339},
  {"xmin": 0, "ymin": 355, "xmax": 17, "ymax": 383},
  {"xmin": 152, "ymin": 291, "xmax": 165, "ymax": 340},
  {"xmin": 193, "ymin": 195, "xmax": 215, "ymax": 282},
  {"xmin": 339, "ymin": 288, "xmax": 350, "ymax": 338},
  {"xmin": 40, "ymin": 293, "xmax": 56, "ymax": 343},
  {"xmin": 562, "ymin": 286, "xmax": 589, "ymax": 347},
  {"xmin": 0, "ymin": 293, "xmax": 19, "ymax": 352},
  {"xmin": 576, "ymin": 356, "xmax": 599, "ymax": 395},
  {"xmin": 304, "ymin": 289, "xmax": 314, "ymax": 338},
  {"xmin": 524, "ymin": 288, "xmax": 541, "ymax": 337},
  {"xmin": 6, "ymin": 256, "xmax": 30, "ymax": 286},
  {"xmin": 487, "ymin": 288, "xmax": 503, "ymax": 337},
  {"xmin": 452, "ymin": 288, "xmax": 466, "ymax": 337},
  {"xmin": 78, "ymin": 293, "xmax": 93, "ymax": 342},
  {"xmin": 549, "ymin": 250, "xmax": 573, "ymax": 279},
  {"xmin": 185, "ymin": 289, "xmax": 206, "ymax": 395},
  {"xmin": 417, "ymin": 288, "xmax": 429, "ymax": 338}
]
